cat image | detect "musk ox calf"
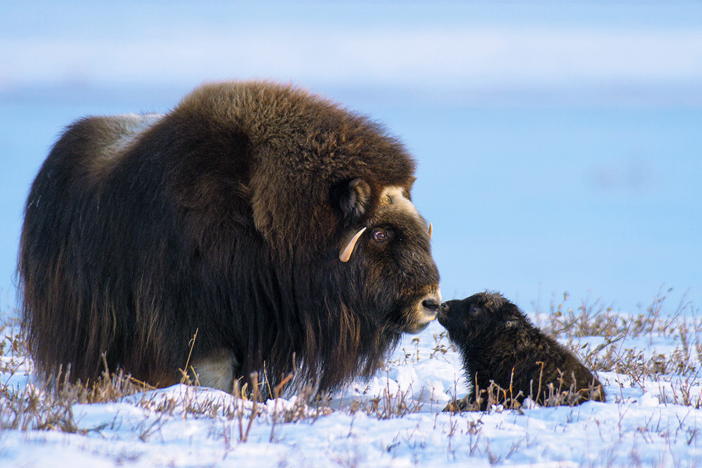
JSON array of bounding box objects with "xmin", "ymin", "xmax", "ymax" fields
[
  {"xmin": 19, "ymin": 81, "xmax": 441, "ymax": 395},
  {"xmin": 439, "ymin": 292, "xmax": 605, "ymax": 410}
]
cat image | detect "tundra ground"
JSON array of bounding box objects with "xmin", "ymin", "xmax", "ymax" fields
[{"xmin": 1, "ymin": 288, "xmax": 701, "ymax": 467}]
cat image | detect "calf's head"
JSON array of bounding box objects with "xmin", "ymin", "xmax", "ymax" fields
[{"xmin": 439, "ymin": 292, "xmax": 524, "ymax": 344}]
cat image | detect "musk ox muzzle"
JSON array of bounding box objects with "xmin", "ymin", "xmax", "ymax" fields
[
  {"xmin": 19, "ymin": 80, "xmax": 441, "ymax": 396},
  {"xmin": 405, "ymin": 290, "xmax": 442, "ymax": 334}
]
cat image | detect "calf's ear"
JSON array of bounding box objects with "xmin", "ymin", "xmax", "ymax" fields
[{"xmin": 332, "ymin": 178, "xmax": 372, "ymax": 225}]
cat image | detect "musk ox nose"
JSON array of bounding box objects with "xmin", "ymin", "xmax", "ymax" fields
[
  {"xmin": 405, "ymin": 290, "xmax": 442, "ymax": 334},
  {"xmin": 422, "ymin": 298, "xmax": 440, "ymax": 313},
  {"xmin": 419, "ymin": 291, "xmax": 442, "ymax": 320}
]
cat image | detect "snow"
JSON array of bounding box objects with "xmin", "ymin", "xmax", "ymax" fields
[{"xmin": 2, "ymin": 319, "xmax": 701, "ymax": 467}]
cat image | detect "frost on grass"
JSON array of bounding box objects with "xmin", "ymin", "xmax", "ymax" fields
[{"xmin": 1, "ymin": 288, "xmax": 702, "ymax": 467}]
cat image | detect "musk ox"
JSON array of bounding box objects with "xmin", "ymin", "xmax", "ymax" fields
[
  {"xmin": 439, "ymin": 292, "xmax": 605, "ymax": 410},
  {"xmin": 19, "ymin": 81, "xmax": 441, "ymax": 395}
]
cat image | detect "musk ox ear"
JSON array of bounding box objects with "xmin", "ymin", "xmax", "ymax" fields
[{"xmin": 332, "ymin": 178, "xmax": 372, "ymax": 225}]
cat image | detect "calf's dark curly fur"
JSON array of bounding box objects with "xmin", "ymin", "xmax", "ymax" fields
[{"xmin": 439, "ymin": 292, "xmax": 605, "ymax": 410}]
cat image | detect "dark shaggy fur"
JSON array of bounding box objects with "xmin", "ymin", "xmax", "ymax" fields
[
  {"xmin": 439, "ymin": 292, "xmax": 605, "ymax": 409},
  {"xmin": 19, "ymin": 81, "xmax": 441, "ymax": 395}
]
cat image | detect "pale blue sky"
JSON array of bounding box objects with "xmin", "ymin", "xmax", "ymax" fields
[{"xmin": 1, "ymin": 1, "xmax": 700, "ymax": 312}]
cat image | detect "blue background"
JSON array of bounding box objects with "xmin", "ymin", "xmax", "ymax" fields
[{"xmin": 1, "ymin": 1, "xmax": 700, "ymax": 313}]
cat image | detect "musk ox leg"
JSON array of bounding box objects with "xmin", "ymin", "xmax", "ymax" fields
[{"xmin": 191, "ymin": 349, "xmax": 238, "ymax": 393}]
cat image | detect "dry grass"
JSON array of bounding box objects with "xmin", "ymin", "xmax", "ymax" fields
[
  {"xmin": 1, "ymin": 287, "xmax": 700, "ymax": 437},
  {"xmin": 535, "ymin": 287, "xmax": 702, "ymax": 409},
  {"xmin": 444, "ymin": 379, "xmax": 599, "ymax": 413}
]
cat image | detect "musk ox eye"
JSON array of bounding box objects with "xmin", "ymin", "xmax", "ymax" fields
[
  {"xmin": 371, "ymin": 228, "xmax": 391, "ymax": 243},
  {"xmin": 471, "ymin": 306, "xmax": 480, "ymax": 314}
]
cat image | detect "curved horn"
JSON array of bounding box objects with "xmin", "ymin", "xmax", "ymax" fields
[
  {"xmin": 339, "ymin": 227, "xmax": 367, "ymax": 262},
  {"xmin": 428, "ymin": 223, "xmax": 433, "ymax": 240}
]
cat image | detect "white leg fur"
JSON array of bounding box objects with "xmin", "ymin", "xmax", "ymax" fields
[{"xmin": 191, "ymin": 349, "xmax": 237, "ymax": 393}]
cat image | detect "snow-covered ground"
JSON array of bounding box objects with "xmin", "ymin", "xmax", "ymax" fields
[{"xmin": 2, "ymin": 304, "xmax": 701, "ymax": 467}]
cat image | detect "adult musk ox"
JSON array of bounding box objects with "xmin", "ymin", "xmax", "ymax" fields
[
  {"xmin": 19, "ymin": 81, "xmax": 441, "ymax": 395},
  {"xmin": 439, "ymin": 292, "xmax": 605, "ymax": 409}
]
